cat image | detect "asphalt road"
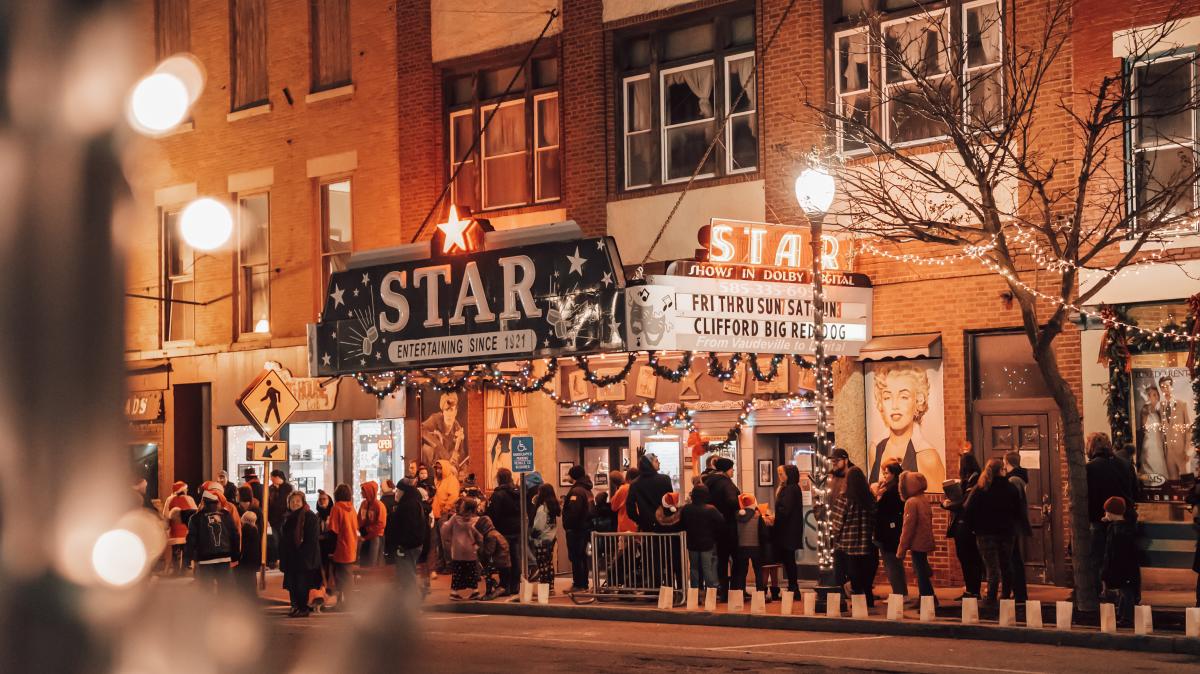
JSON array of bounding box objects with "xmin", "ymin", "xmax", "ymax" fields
[{"xmin": 266, "ymin": 607, "xmax": 1200, "ymax": 673}]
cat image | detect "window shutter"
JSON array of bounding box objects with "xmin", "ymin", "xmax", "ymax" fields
[
  {"xmin": 312, "ymin": 0, "xmax": 351, "ymax": 90},
  {"xmin": 155, "ymin": 0, "xmax": 190, "ymax": 59},
  {"xmin": 232, "ymin": 0, "xmax": 269, "ymax": 110}
]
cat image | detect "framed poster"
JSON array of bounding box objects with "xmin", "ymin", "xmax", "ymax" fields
[
  {"xmin": 595, "ymin": 370, "xmax": 627, "ymax": 401},
  {"xmin": 864, "ymin": 359, "xmax": 947, "ymax": 493},
  {"xmin": 755, "ymin": 359, "xmax": 790, "ymax": 394},
  {"xmin": 1132, "ymin": 367, "xmax": 1195, "ymax": 501},
  {"xmin": 757, "ymin": 459, "xmax": 774, "ymax": 487},
  {"xmin": 420, "ymin": 386, "xmax": 469, "ymax": 475},
  {"xmin": 722, "ymin": 361, "xmax": 747, "ymax": 395},
  {"xmin": 568, "ymin": 370, "xmax": 591, "ymax": 402},
  {"xmin": 558, "ymin": 462, "xmax": 574, "ymax": 487},
  {"xmin": 635, "ymin": 365, "xmax": 658, "ymax": 398}
]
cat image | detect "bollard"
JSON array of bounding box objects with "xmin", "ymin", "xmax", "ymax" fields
[
  {"xmin": 1186, "ymin": 607, "xmax": 1200, "ymax": 638},
  {"xmin": 751, "ymin": 591, "xmax": 766, "ymax": 615},
  {"xmin": 686, "ymin": 587, "xmax": 699, "ymax": 611},
  {"xmin": 919, "ymin": 595, "xmax": 936, "ymax": 622},
  {"xmin": 802, "ymin": 591, "xmax": 818, "ymax": 616},
  {"xmin": 850, "ymin": 594, "xmax": 868, "ymax": 619},
  {"xmin": 886, "ymin": 594, "xmax": 904, "ymax": 621},
  {"xmin": 1026, "ymin": 600, "xmax": 1043, "ymax": 628},
  {"xmin": 704, "ymin": 587, "xmax": 718, "ymax": 612},
  {"xmin": 520, "ymin": 579, "xmax": 533, "ymax": 604},
  {"xmin": 657, "ymin": 586, "xmax": 673, "ymax": 610},
  {"xmin": 998, "ymin": 599, "xmax": 1016, "ymax": 627},
  {"xmin": 780, "ymin": 592, "xmax": 795, "ymax": 616},
  {"xmin": 728, "ymin": 591, "xmax": 745, "ymax": 613},
  {"xmin": 825, "ymin": 593, "xmax": 841, "ymax": 618},
  {"xmin": 1055, "ymin": 601, "xmax": 1072, "ymax": 631},
  {"xmin": 1100, "ymin": 604, "xmax": 1116, "ymax": 634},
  {"xmin": 961, "ymin": 597, "xmax": 979, "ymax": 624},
  {"xmin": 1135, "ymin": 605, "xmax": 1153, "ymax": 635},
  {"xmin": 537, "ymin": 583, "xmax": 550, "ymax": 605}
]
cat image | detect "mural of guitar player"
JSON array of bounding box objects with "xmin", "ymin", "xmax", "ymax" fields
[{"xmin": 421, "ymin": 388, "xmax": 468, "ymax": 474}]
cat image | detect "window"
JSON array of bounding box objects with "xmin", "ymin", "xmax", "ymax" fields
[
  {"xmin": 288, "ymin": 422, "xmax": 335, "ymax": 500},
  {"xmin": 237, "ymin": 193, "xmax": 270, "ymax": 335},
  {"xmin": 484, "ymin": 388, "xmax": 529, "ymax": 488},
  {"xmin": 163, "ymin": 209, "xmax": 194, "ymax": 343},
  {"xmin": 320, "ymin": 180, "xmax": 352, "ymax": 292},
  {"xmin": 831, "ymin": 0, "xmax": 1002, "ymax": 152},
  {"xmin": 310, "ymin": 0, "xmax": 351, "ymax": 91},
  {"xmin": 155, "ymin": 0, "xmax": 190, "ymax": 59},
  {"xmin": 616, "ymin": 8, "xmax": 757, "ymax": 190},
  {"xmin": 352, "ymin": 419, "xmax": 402, "ymax": 506},
  {"xmin": 225, "ymin": 425, "xmax": 264, "ymax": 480},
  {"xmin": 971, "ymin": 332, "xmax": 1050, "ymax": 400},
  {"xmin": 1131, "ymin": 56, "xmax": 1198, "ymax": 228},
  {"xmin": 445, "ymin": 56, "xmax": 560, "ymax": 211},
  {"xmin": 231, "ymin": 0, "xmax": 268, "ymax": 111}
]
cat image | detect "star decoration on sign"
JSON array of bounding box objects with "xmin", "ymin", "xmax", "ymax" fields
[
  {"xmin": 361, "ymin": 273, "xmax": 370, "ymax": 286},
  {"xmin": 359, "ymin": 358, "xmax": 366, "ymax": 366},
  {"xmin": 330, "ymin": 284, "xmax": 345, "ymax": 308},
  {"xmin": 436, "ymin": 204, "xmax": 475, "ymax": 254},
  {"xmin": 353, "ymin": 288, "xmax": 359, "ymax": 297},
  {"xmin": 601, "ymin": 271, "xmax": 613, "ymax": 287},
  {"xmin": 321, "ymin": 353, "xmax": 332, "ymax": 367},
  {"xmin": 374, "ymin": 351, "xmax": 382, "ymax": 360},
  {"xmin": 567, "ymin": 247, "xmax": 586, "ymax": 276},
  {"xmin": 543, "ymin": 338, "xmax": 550, "ymax": 347},
  {"xmin": 595, "ymin": 239, "xmax": 606, "ymax": 251}
]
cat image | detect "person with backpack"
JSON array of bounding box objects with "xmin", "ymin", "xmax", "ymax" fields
[
  {"xmin": 279, "ymin": 491, "xmax": 321, "ymax": 617},
  {"xmin": 679, "ymin": 484, "xmax": 725, "ymax": 594},
  {"xmin": 487, "ymin": 468, "xmax": 522, "ymax": 596},
  {"xmin": 185, "ymin": 490, "xmax": 239, "ymax": 594},
  {"xmin": 476, "ymin": 514, "xmax": 512, "ymax": 600},
  {"xmin": 531, "ymin": 483, "xmax": 560, "ymax": 594},
  {"xmin": 562, "ymin": 465, "xmax": 595, "ymax": 592}
]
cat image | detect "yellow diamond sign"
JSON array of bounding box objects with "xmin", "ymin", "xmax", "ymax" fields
[{"xmin": 237, "ymin": 369, "xmax": 300, "ymax": 439}]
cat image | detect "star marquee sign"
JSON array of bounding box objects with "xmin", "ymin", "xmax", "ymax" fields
[{"xmin": 433, "ymin": 204, "xmax": 485, "ymax": 255}]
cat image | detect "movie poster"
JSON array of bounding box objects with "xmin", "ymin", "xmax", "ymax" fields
[
  {"xmin": 420, "ymin": 386, "xmax": 469, "ymax": 475},
  {"xmin": 1131, "ymin": 367, "xmax": 1196, "ymax": 502},
  {"xmin": 864, "ymin": 359, "xmax": 947, "ymax": 493}
]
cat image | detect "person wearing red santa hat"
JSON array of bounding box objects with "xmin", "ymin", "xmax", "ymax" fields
[{"xmin": 161, "ymin": 481, "xmax": 196, "ymax": 574}]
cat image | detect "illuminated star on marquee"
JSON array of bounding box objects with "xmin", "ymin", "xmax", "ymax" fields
[
  {"xmin": 601, "ymin": 271, "xmax": 613, "ymax": 287},
  {"xmin": 595, "ymin": 239, "xmax": 606, "ymax": 251},
  {"xmin": 361, "ymin": 272, "xmax": 370, "ymax": 286},
  {"xmin": 567, "ymin": 247, "xmax": 586, "ymax": 276},
  {"xmin": 436, "ymin": 204, "xmax": 475, "ymax": 254},
  {"xmin": 330, "ymin": 284, "xmax": 345, "ymax": 308},
  {"xmin": 321, "ymin": 353, "xmax": 331, "ymax": 367}
]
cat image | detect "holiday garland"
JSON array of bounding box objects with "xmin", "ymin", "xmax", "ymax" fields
[
  {"xmin": 645, "ymin": 351, "xmax": 695, "ymax": 381},
  {"xmin": 575, "ymin": 352, "xmax": 638, "ymax": 387},
  {"xmin": 707, "ymin": 352, "xmax": 743, "ymax": 380},
  {"xmin": 747, "ymin": 353, "xmax": 785, "ymax": 382}
]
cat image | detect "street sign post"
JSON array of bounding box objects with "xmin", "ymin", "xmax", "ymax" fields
[
  {"xmin": 247, "ymin": 440, "xmax": 287, "ymax": 462},
  {"xmin": 236, "ymin": 368, "xmax": 300, "ymax": 440},
  {"xmin": 510, "ymin": 436, "xmax": 535, "ymax": 473}
]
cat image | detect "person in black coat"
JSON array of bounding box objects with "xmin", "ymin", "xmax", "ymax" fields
[
  {"xmin": 1186, "ymin": 460, "xmax": 1200, "ymax": 607},
  {"xmin": 267, "ymin": 469, "xmax": 294, "ymax": 569},
  {"xmin": 874, "ymin": 458, "xmax": 908, "ymax": 597},
  {"xmin": 772, "ymin": 464, "xmax": 805, "ymax": 595},
  {"xmin": 940, "ymin": 450, "xmax": 982, "ymax": 599},
  {"xmin": 387, "ymin": 478, "xmax": 429, "ymax": 596},
  {"xmin": 487, "ymin": 468, "xmax": 522, "ymax": 594},
  {"xmin": 1100, "ymin": 496, "xmax": 1139, "ymax": 625},
  {"xmin": 562, "ymin": 466, "xmax": 595, "ymax": 592},
  {"xmin": 279, "ymin": 491, "xmax": 322, "ymax": 617},
  {"xmin": 627, "ymin": 453, "xmax": 672, "ymax": 532},
  {"xmin": 702, "ymin": 457, "xmax": 740, "ymax": 601},
  {"xmin": 1085, "ymin": 433, "xmax": 1137, "ymax": 595},
  {"xmin": 236, "ymin": 511, "xmax": 262, "ymax": 597}
]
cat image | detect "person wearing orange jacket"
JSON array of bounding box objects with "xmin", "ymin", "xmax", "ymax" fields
[
  {"xmin": 358, "ymin": 481, "xmax": 388, "ymax": 568},
  {"xmin": 327, "ymin": 483, "xmax": 359, "ymax": 610}
]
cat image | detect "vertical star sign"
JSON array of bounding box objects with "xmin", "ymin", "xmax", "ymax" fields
[{"xmin": 436, "ymin": 204, "xmax": 476, "ymax": 254}]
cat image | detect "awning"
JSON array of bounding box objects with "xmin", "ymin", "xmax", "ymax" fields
[{"xmin": 857, "ymin": 333, "xmax": 941, "ymax": 362}]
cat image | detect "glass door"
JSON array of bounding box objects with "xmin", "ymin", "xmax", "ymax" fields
[
  {"xmin": 287, "ymin": 422, "xmax": 335, "ymax": 499},
  {"xmin": 352, "ymin": 419, "xmax": 402, "ymax": 506}
]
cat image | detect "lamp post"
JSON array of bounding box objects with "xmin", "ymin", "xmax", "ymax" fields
[{"xmin": 795, "ymin": 166, "xmax": 837, "ymax": 595}]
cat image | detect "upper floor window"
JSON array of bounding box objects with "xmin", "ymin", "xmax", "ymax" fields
[
  {"xmin": 445, "ymin": 56, "xmax": 560, "ymax": 212},
  {"xmin": 231, "ymin": 0, "xmax": 268, "ymax": 111},
  {"xmin": 237, "ymin": 193, "xmax": 271, "ymax": 335},
  {"xmin": 155, "ymin": 0, "xmax": 190, "ymax": 59},
  {"xmin": 833, "ymin": 0, "xmax": 1002, "ymax": 153},
  {"xmin": 1130, "ymin": 55, "xmax": 1198, "ymax": 230},
  {"xmin": 320, "ymin": 179, "xmax": 352, "ymax": 293},
  {"xmin": 616, "ymin": 9, "xmax": 757, "ymax": 190},
  {"xmin": 163, "ymin": 209, "xmax": 194, "ymax": 344},
  {"xmin": 310, "ymin": 0, "xmax": 351, "ymax": 92}
]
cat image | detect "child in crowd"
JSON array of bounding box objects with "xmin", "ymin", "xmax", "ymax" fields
[
  {"xmin": 441, "ymin": 498, "xmax": 483, "ymax": 600},
  {"xmin": 733, "ymin": 493, "xmax": 768, "ymax": 600},
  {"xmin": 1101, "ymin": 496, "xmax": 1139, "ymax": 626},
  {"xmin": 476, "ymin": 515, "xmax": 512, "ymax": 600}
]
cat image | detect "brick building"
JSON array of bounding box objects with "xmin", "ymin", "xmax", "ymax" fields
[{"xmin": 125, "ymin": 0, "xmax": 1200, "ymax": 589}]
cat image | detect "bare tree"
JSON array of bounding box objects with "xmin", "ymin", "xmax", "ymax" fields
[{"xmin": 811, "ymin": 0, "xmax": 1200, "ymax": 610}]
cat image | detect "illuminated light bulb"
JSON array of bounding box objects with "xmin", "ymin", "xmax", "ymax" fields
[
  {"xmin": 155, "ymin": 53, "xmax": 206, "ymax": 105},
  {"xmin": 795, "ymin": 167, "xmax": 836, "ymax": 215},
  {"xmin": 180, "ymin": 197, "xmax": 234, "ymax": 250},
  {"xmin": 92, "ymin": 528, "xmax": 147, "ymax": 587},
  {"xmin": 127, "ymin": 72, "xmax": 190, "ymax": 134}
]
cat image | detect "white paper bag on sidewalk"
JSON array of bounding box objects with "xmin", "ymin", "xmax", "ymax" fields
[
  {"xmin": 1135, "ymin": 605, "xmax": 1153, "ymax": 635},
  {"xmin": 780, "ymin": 592, "xmax": 795, "ymax": 616},
  {"xmin": 998, "ymin": 599, "xmax": 1016, "ymax": 627},
  {"xmin": 657, "ymin": 586, "xmax": 673, "ymax": 610},
  {"xmin": 686, "ymin": 587, "xmax": 699, "ymax": 611},
  {"xmin": 728, "ymin": 591, "xmax": 744, "ymax": 612},
  {"xmin": 961, "ymin": 597, "xmax": 979, "ymax": 624},
  {"xmin": 1055, "ymin": 601, "xmax": 1072, "ymax": 630},
  {"xmin": 704, "ymin": 587, "xmax": 718, "ymax": 612},
  {"xmin": 887, "ymin": 594, "xmax": 904, "ymax": 621},
  {"xmin": 802, "ymin": 591, "xmax": 817, "ymax": 616},
  {"xmin": 825, "ymin": 593, "xmax": 841, "ymax": 618},
  {"xmin": 850, "ymin": 594, "xmax": 868, "ymax": 619},
  {"xmin": 751, "ymin": 591, "xmax": 766, "ymax": 615},
  {"xmin": 520, "ymin": 579, "xmax": 533, "ymax": 604},
  {"xmin": 1100, "ymin": 604, "xmax": 1116, "ymax": 634},
  {"xmin": 919, "ymin": 595, "xmax": 935, "ymax": 622},
  {"xmin": 537, "ymin": 583, "xmax": 550, "ymax": 604},
  {"xmin": 1026, "ymin": 600, "xmax": 1043, "ymax": 628},
  {"xmin": 1186, "ymin": 607, "xmax": 1200, "ymax": 637}
]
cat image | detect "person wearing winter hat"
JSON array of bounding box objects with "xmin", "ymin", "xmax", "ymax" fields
[
  {"xmin": 679, "ymin": 484, "xmax": 724, "ymax": 593},
  {"xmin": 236, "ymin": 510, "xmax": 261, "ymax": 596},
  {"xmin": 1101, "ymin": 496, "xmax": 1138, "ymax": 625},
  {"xmin": 185, "ymin": 490, "xmax": 239, "ymax": 593},
  {"xmin": 732, "ymin": 493, "xmax": 768, "ymax": 600},
  {"xmin": 655, "ymin": 492, "xmax": 683, "ymax": 530},
  {"xmin": 326, "ymin": 483, "xmax": 359, "ymax": 610},
  {"xmin": 162, "ymin": 481, "xmax": 196, "ymax": 574},
  {"xmin": 357, "ymin": 481, "xmax": 388, "ymax": 568},
  {"xmin": 562, "ymin": 464, "xmax": 595, "ymax": 592},
  {"xmin": 201, "ymin": 481, "xmax": 243, "ymax": 558},
  {"xmin": 702, "ymin": 456, "xmax": 740, "ymax": 601}
]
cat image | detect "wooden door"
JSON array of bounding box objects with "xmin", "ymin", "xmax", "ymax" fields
[{"xmin": 980, "ymin": 414, "xmax": 1054, "ymax": 584}]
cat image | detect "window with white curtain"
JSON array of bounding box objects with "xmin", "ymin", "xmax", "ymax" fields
[
  {"xmin": 964, "ymin": 0, "xmax": 1002, "ymax": 127},
  {"xmin": 237, "ymin": 192, "xmax": 270, "ymax": 336},
  {"xmin": 883, "ymin": 9, "xmax": 951, "ymax": 144},
  {"xmin": 616, "ymin": 6, "xmax": 757, "ymax": 191},
  {"xmin": 836, "ymin": 29, "xmax": 870, "ymax": 154},
  {"xmin": 444, "ymin": 55, "xmax": 559, "ymax": 211},
  {"xmin": 483, "ymin": 388, "xmax": 529, "ymax": 489}
]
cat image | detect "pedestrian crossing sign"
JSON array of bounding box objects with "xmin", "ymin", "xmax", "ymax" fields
[
  {"xmin": 248, "ymin": 440, "xmax": 288, "ymax": 462},
  {"xmin": 237, "ymin": 369, "xmax": 300, "ymax": 439}
]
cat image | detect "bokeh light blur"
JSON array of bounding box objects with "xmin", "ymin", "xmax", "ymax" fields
[
  {"xmin": 180, "ymin": 197, "xmax": 234, "ymax": 250},
  {"xmin": 91, "ymin": 529, "xmax": 146, "ymax": 587},
  {"xmin": 127, "ymin": 72, "xmax": 189, "ymax": 134}
]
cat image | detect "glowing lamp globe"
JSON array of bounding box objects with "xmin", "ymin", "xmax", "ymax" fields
[
  {"xmin": 128, "ymin": 72, "xmax": 190, "ymax": 134},
  {"xmin": 180, "ymin": 198, "xmax": 234, "ymax": 250},
  {"xmin": 794, "ymin": 167, "xmax": 836, "ymax": 215},
  {"xmin": 92, "ymin": 529, "xmax": 147, "ymax": 587}
]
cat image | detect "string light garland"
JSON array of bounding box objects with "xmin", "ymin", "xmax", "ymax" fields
[
  {"xmin": 575, "ymin": 352, "xmax": 637, "ymax": 387},
  {"xmin": 747, "ymin": 353, "xmax": 785, "ymax": 382},
  {"xmin": 354, "ymin": 371, "xmax": 412, "ymax": 399},
  {"xmin": 646, "ymin": 351, "xmax": 695, "ymax": 382},
  {"xmin": 707, "ymin": 352, "xmax": 743, "ymax": 381},
  {"xmin": 487, "ymin": 358, "xmax": 559, "ymax": 393}
]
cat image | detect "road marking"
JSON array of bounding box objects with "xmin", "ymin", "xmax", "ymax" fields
[
  {"xmin": 425, "ymin": 614, "xmax": 490, "ymax": 621},
  {"xmin": 708, "ymin": 635, "xmax": 891, "ymax": 650}
]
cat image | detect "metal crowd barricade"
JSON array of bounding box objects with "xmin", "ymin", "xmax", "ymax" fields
[{"xmin": 570, "ymin": 532, "xmax": 689, "ymax": 606}]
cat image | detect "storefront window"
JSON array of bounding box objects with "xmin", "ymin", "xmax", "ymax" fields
[
  {"xmin": 972, "ymin": 332, "xmax": 1051, "ymax": 399},
  {"xmin": 352, "ymin": 419, "xmax": 402, "ymax": 505},
  {"xmin": 130, "ymin": 443, "xmax": 159, "ymax": 501},
  {"xmin": 645, "ymin": 437, "xmax": 682, "ymax": 493},
  {"xmin": 484, "ymin": 388, "xmax": 529, "ymax": 488},
  {"xmin": 288, "ymin": 422, "xmax": 335, "ymax": 499},
  {"xmin": 225, "ymin": 425, "xmax": 265, "ymax": 482}
]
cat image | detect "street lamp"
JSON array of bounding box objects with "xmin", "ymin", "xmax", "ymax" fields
[{"xmin": 795, "ymin": 166, "xmax": 836, "ymax": 587}]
